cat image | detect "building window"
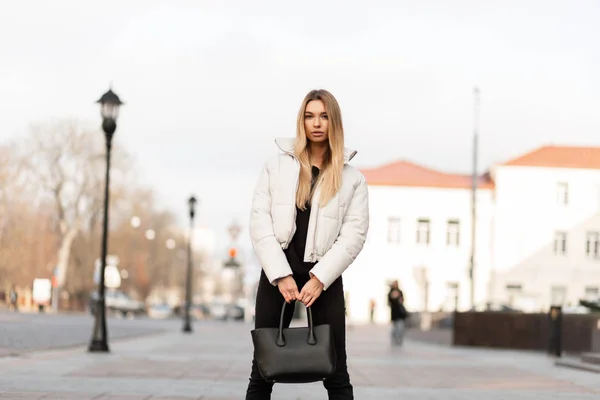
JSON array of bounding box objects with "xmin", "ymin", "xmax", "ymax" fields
[
  {"xmin": 387, "ymin": 217, "xmax": 401, "ymax": 244},
  {"xmin": 556, "ymin": 182, "xmax": 568, "ymax": 205},
  {"xmin": 586, "ymin": 232, "xmax": 600, "ymax": 258},
  {"xmin": 446, "ymin": 219, "xmax": 460, "ymax": 246},
  {"xmin": 584, "ymin": 287, "xmax": 599, "ymax": 301},
  {"xmin": 553, "ymin": 231, "xmax": 567, "ymax": 255},
  {"xmin": 416, "ymin": 218, "xmax": 430, "ymax": 245},
  {"xmin": 550, "ymin": 286, "xmax": 567, "ymax": 306},
  {"xmin": 505, "ymin": 283, "xmax": 522, "ymax": 308},
  {"xmin": 506, "ymin": 284, "xmax": 523, "ymax": 292},
  {"xmin": 445, "ymin": 282, "xmax": 460, "ymax": 311}
]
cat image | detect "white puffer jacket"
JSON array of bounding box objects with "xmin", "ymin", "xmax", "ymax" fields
[{"xmin": 249, "ymin": 138, "xmax": 370, "ymax": 290}]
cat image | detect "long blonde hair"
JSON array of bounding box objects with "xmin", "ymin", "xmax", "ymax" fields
[{"xmin": 294, "ymin": 89, "xmax": 345, "ymax": 209}]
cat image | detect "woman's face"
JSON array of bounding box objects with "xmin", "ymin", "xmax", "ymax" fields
[{"xmin": 304, "ymin": 100, "xmax": 329, "ymax": 144}]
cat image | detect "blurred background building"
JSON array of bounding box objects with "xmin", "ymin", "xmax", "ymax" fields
[{"xmin": 345, "ymin": 144, "xmax": 600, "ymax": 324}]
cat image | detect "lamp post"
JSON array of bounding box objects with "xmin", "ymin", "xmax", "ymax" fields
[
  {"xmin": 469, "ymin": 86, "xmax": 480, "ymax": 309},
  {"xmin": 89, "ymin": 87, "xmax": 123, "ymax": 353},
  {"xmin": 182, "ymin": 195, "xmax": 197, "ymax": 333}
]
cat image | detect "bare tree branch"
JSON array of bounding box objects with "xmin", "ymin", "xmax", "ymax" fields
[{"xmin": 19, "ymin": 120, "xmax": 131, "ymax": 290}]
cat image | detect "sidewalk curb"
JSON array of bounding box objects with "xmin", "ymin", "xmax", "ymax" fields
[{"xmin": 556, "ymin": 358, "xmax": 600, "ymax": 374}]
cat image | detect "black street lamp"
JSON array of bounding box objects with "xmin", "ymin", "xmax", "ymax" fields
[
  {"xmin": 182, "ymin": 195, "xmax": 197, "ymax": 333},
  {"xmin": 89, "ymin": 88, "xmax": 123, "ymax": 353}
]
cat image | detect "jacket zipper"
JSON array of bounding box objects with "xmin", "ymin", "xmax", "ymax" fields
[
  {"xmin": 285, "ymin": 160, "xmax": 300, "ymax": 248},
  {"xmin": 311, "ymin": 197, "xmax": 320, "ymax": 262},
  {"xmin": 308, "ymin": 181, "xmax": 321, "ymax": 262}
]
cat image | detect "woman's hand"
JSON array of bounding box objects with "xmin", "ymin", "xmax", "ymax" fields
[
  {"xmin": 277, "ymin": 275, "xmax": 299, "ymax": 303},
  {"xmin": 299, "ymin": 276, "xmax": 324, "ymax": 307}
]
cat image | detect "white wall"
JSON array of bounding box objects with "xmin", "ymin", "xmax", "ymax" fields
[
  {"xmin": 344, "ymin": 184, "xmax": 494, "ymax": 324},
  {"xmin": 491, "ymin": 165, "xmax": 600, "ymax": 311}
]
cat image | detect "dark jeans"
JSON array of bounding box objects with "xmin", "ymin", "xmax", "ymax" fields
[{"xmin": 245, "ymin": 271, "xmax": 353, "ymax": 400}]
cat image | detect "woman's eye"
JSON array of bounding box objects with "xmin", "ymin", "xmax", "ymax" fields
[
  {"xmin": 305, "ymin": 115, "xmax": 313, "ymax": 119},
  {"xmin": 321, "ymin": 115, "xmax": 328, "ymax": 120}
]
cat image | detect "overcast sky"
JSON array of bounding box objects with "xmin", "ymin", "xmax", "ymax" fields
[{"xmin": 2, "ymin": 0, "xmax": 599, "ymax": 249}]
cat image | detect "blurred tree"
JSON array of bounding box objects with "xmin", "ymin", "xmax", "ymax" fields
[
  {"xmin": 0, "ymin": 120, "xmax": 193, "ymax": 309},
  {"xmin": 0, "ymin": 142, "xmax": 53, "ymax": 287},
  {"xmin": 18, "ymin": 121, "xmax": 132, "ymax": 304}
]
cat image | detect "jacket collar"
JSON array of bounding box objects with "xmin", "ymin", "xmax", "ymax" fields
[{"xmin": 274, "ymin": 137, "xmax": 357, "ymax": 164}]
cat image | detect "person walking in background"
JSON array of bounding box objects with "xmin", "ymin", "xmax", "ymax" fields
[
  {"xmin": 9, "ymin": 285, "xmax": 18, "ymax": 312},
  {"xmin": 245, "ymin": 89, "xmax": 370, "ymax": 399},
  {"xmin": 388, "ymin": 280, "xmax": 407, "ymax": 346},
  {"xmin": 369, "ymin": 299, "xmax": 376, "ymax": 323}
]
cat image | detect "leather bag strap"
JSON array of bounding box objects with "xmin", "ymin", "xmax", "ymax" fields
[{"xmin": 276, "ymin": 301, "xmax": 317, "ymax": 347}]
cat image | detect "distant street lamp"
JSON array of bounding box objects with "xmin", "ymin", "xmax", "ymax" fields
[
  {"xmin": 145, "ymin": 229, "xmax": 156, "ymax": 240},
  {"xmin": 183, "ymin": 195, "xmax": 197, "ymax": 333},
  {"xmin": 130, "ymin": 216, "xmax": 141, "ymax": 228},
  {"xmin": 166, "ymin": 238, "xmax": 176, "ymax": 250},
  {"xmin": 89, "ymin": 87, "xmax": 123, "ymax": 353}
]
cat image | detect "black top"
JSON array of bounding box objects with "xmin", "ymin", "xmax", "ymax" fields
[
  {"xmin": 388, "ymin": 288, "xmax": 407, "ymax": 321},
  {"xmin": 284, "ymin": 166, "xmax": 320, "ymax": 275}
]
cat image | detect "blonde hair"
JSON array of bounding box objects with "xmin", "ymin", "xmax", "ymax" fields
[{"xmin": 294, "ymin": 89, "xmax": 345, "ymax": 209}]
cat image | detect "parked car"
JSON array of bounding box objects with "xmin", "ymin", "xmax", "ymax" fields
[
  {"xmin": 209, "ymin": 301, "xmax": 228, "ymax": 320},
  {"xmin": 173, "ymin": 303, "xmax": 211, "ymax": 319},
  {"xmin": 208, "ymin": 301, "xmax": 245, "ymax": 321},
  {"xmin": 89, "ymin": 290, "xmax": 145, "ymax": 318},
  {"xmin": 147, "ymin": 303, "xmax": 174, "ymax": 319},
  {"xmin": 228, "ymin": 304, "xmax": 244, "ymax": 321},
  {"xmin": 190, "ymin": 303, "xmax": 211, "ymax": 320}
]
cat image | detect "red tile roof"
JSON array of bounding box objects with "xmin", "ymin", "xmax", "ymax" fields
[
  {"xmin": 502, "ymin": 145, "xmax": 600, "ymax": 169},
  {"xmin": 360, "ymin": 160, "xmax": 494, "ymax": 190}
]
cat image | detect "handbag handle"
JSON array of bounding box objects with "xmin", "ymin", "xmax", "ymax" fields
[{"xmin": 276, "ymin": 301, "xmax": 317, "ymax": 347}]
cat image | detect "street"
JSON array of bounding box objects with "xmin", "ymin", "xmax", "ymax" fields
[
  {"xmin": 0, "ymin": 311, "xmax": 169, "ymax": 356},
  {"xmin": 0, "ymin": 314, "xmax": 599, "ymax": 399}
]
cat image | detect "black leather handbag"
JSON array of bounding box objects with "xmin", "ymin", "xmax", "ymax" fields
[{"xmin": 251, "ymin": 302, "xmax": 337, "ymax": 383}]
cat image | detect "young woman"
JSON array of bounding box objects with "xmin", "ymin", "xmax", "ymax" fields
[{"xmin": 245, "ymin": 89, "xmax": 369, "ymax": 400}]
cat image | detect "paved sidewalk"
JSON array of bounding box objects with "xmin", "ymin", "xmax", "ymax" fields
[
  {"xmin": 0, "ymin": 311, "xmax": 169, "ymax": 355},
  {"xmin": 0, "ymin": 322, "xmax": 599, "ymax": 399}
]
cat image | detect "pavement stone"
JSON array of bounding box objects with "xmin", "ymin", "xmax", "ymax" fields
[
  {"xmin": 0, "ymin": 321, "xmax": 598, "ymax": 399},
  {"xmin": 0, "ymin": 311, "xmax": 168, "ymax": 355}
]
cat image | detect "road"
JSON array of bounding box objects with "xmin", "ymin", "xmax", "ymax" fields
[
  {"xmin": 0, "ymin": 310, "xmax": 453, "ymax": 356},
  {"xmin": 0, "ymin": 318, "xmax": 598, "ymax": 399},
  {"xmin": 0, "ymin": 310, "xmax": 176, "ymax": 356}
]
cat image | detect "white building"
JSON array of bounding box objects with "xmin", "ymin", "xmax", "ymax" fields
[
  {"xmin": 489, "ymin": 145, "xmax": 600, "ymax": 312},
  {"xmin": 345, "ymin": 159, "xmax": 495, "ymax": 324},
  {"xmin": 345, "ymin": 145, "xmax": 600, "ymax": 324}
]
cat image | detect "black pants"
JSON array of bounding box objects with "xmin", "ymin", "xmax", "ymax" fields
[{"xmin": 245, "ymin": 271, "xmax": 353, "ymax": 400}]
